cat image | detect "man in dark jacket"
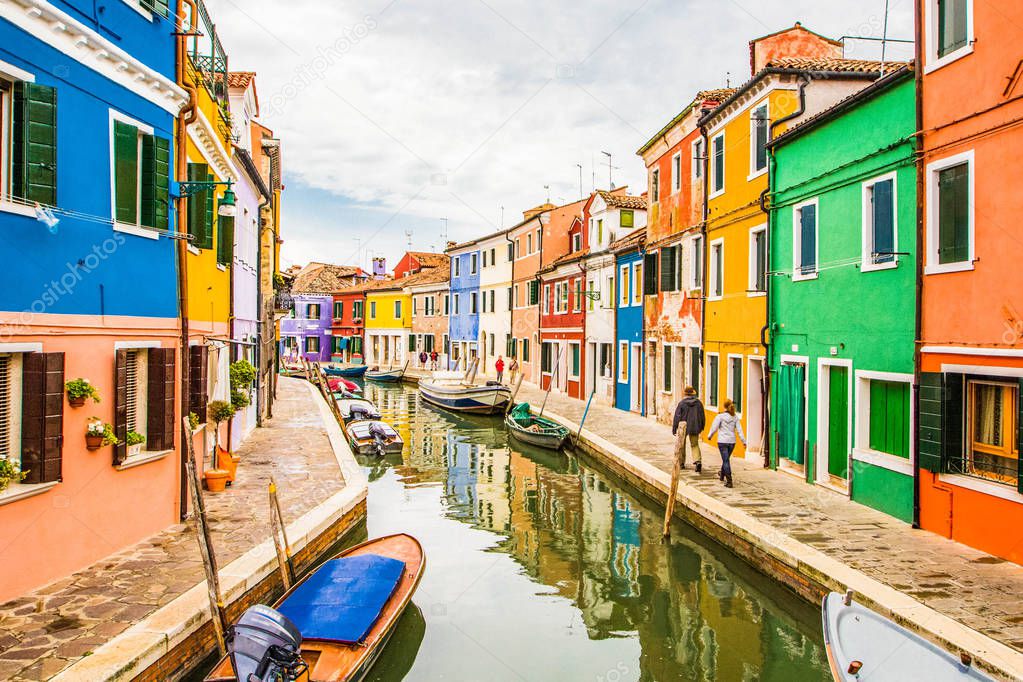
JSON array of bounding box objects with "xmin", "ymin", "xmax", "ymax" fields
[{"xmin": 672, "ymin": 386, "xmax": 706, "ymax": 472}]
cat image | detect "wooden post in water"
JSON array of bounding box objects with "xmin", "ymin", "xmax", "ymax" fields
[
  {"xmin": 268, "ymin": 478, "xmax": 294, "ymax": 588},
  {"xmin": 576, "ymin": 390, "xmax": 596, "ymax": 440},
  {"xmin": 505, "ymin": 374, "xmax": 524, "ymax": 415},
  {"xmin": 182, "ymin": 417, "xmax": 228, "ymax": 655},
  {"xmin": 662, "ymin": 421, "xmax": 687, "ymax": 539},
  {"xmin": 538, "ymin": 345, "xmax": 563, "ymax": 419}
]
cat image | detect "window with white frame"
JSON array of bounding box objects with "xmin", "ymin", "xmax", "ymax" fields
[
  {"xmin": 929, "ymin": 0, "xmax": 972, "ymax": 67},
  {"xmin": 750, "ymin": 103, "xmax": 769, "ymax": 176},
  {"xmin": 124, "ymin": 349, "xmax": 148, "ymax": 439},
  {"xmin": 671, "ymin": 152, "xmax": 682, "ymax": 193},
  {"xmin": 569, "ymin": 342, "xmax": 580, "ymax": 378},
  {"xmin": 559, "ymin": 281, "xmax": 569, "ymax": 313},
  {"xmin": 596, "ymin": 218, "xmax": 604, "ymax": 247},
  {"xmin": 470, "ymin": 252, "xmax": 478, "ymax": 274},
  {"xmin": 394, "ymin": 300, "xmax": 402, "ymax": 319},
  {"xmin": 651, "ymin": 168, "xmax": 660, "ymax": 203},
  {"xmin": 527, "ymin": 233, "xmax": 533, "ymax": 254},
  {"xmin": 470, "ymin": 292, "xmax": 478, "ymax": 314},
  {"xmin": 481, "ymin": 251, "xmax": 487, "ymax": 268},
  {"xmin": 587, "ymin": 279, "xmax": 596, "ymax": 312},
  {"xmin": 600, "ymin": 343, "xmax": 612, "ymax": 379},
  {"xmin": 443, "ymin": 294, "xmax": 450, "ymax": 315},
  {"xmin": 860, "ymin": 376, "xmax": 912, "ymax": 460},
  {"xmin": 793, "ymin": 199, "xmax": 819, "ymax": 280},
  {"xmin": 619, "ymin": 265, "xmax": 630, "ymax": 307},
  {"xmin": 727, "ymin": 355, "xmax": 743, "ymax": 412},
  {"xmin": 692, "ymin": 138, "xmax": 704, "ymax": 182},
  {"xmin": 749, "ymin": 225, "xmax": 767, "ymax": 293},
  {"xmin": 711, "ymin": 132, "xmax": 725, "ymax": 195},
  {"xmin": 618, "ymin": 341, "xmax": 629, "ymax": 383},
  {"xmin": 605, "ymin": 275, "xmax": 614, "ymax": 308},
  {"xmin": 927, "ymin": 152, "xmax": 973, "ymax": 272},
  {"xmin": 1, "ymin": 72, "xmax": 57, "ymax": 209},
  {"xmin": 709, "ymin": 239, "xmax": 723, "ymax": 299},
  {"xmin": 573, "ymin": 278, "xmax": 582, "ymax": 312},
  {"xmin": 453, "ymin": 294, "xmax": 460, "ymax": 315},
  {"xmin": 543, "ymin": 284, "xmax": 551, "ymax": 314},
  {"xmin": 572, "ymin": 232, "xmax": 581, "ymax": 252},
  {"xmin": 863, "ymin": 173, "xmax": 898, "ymax": 270},
  {"xmin": 453, "ymin": 258, "xmax": 460, "ymax": 277},
  {"xmin": 489, "ymin": 289, "xmax": 495, "ymax": 312},
  {"xmin": 706, "ymin": 353, "xmax": 719, "ymax": 407},
  {"xmin": 688, "ymin": 346, "xmax": 701, "ymax": 391},
  {"xmin": 632, "ymin": 263, "xmax": 642, "ymax": 305},
  {"xmin": 690, "ymin": 235, "xmax": 704, "ymax": 290},
  {"xmin": 0, "ymin": 77, "xmax": 12, "ymax": 203},
  {"xmin": 113, "ymin": 114, "xmax": 171, "ymax": 232},
  {"xmin": 0, "ymin": 353, "xmax": 23, "ymax": 464}
]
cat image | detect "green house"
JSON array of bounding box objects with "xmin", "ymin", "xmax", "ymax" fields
[{"xmin": 767, "ymin": 67, "xmax": 917, "ymax": 523}]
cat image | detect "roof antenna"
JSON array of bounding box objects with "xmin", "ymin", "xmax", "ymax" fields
[
  {"xmin": 726, "ymin": 71, "xmax": 731, "ymax": 88},
  {"xmin": 880, "ymin": 0, "xmax": 890, "ymax": 77},
  {"xmin": 404, "ymin": 228, "xmax": 413, "ymax": 250},
  {"xmin": 500, "ymin": 205, "xmax": 505, "ymax": 228},
  {"xmin": 544, "ymin": 184, "xmax": 550, "ymax": 203}
]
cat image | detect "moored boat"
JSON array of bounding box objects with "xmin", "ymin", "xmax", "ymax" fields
[
  {"xmin": 418, "ymin": 371, "xmax": 512, "ymax": 415},
  {"xmin": 346, "ymin": 420, "xmax": 404, "ymax": 456},
  {"xmin": 205, "ymin": 534, "xmax": 426, "ymax": 682},
  {"xmin": 365, "ymin": 368, "xmax": 404, "ymax": 383},
  {"xmin": 336, "ymin": 399, "xmax": 381, "ymax": 425},
  {"xmin": 327, "ymin": 377, "xmax": 361, "ymax": 395},
  {"xmin": 505, "ymin": 403, "xmax": 570, "ymax": 450},
  {"xmin": 822, "ymin": 591, "xmax": 992, "ymax": 681},
  {"xmin": 324, "ymin": 364, "xmax": 368, "ymax": 378}
]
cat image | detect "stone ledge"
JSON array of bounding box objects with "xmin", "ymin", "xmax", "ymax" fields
[
  {"xmin": 543, "ymin": 409, "xmax": 1023, "ymax": 682},
  {"xmin": 49, "ymin": 380, "xmax": 368, "ymax": 682}
]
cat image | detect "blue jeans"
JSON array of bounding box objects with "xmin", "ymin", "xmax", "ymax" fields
[{"xmin": 718, "ymin": 442, "xmax": 736, "ymax": 478}]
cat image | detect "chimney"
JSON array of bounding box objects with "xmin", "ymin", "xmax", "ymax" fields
[
  {"xmin": 372, "ymin": 257, "xmax": 386, "ymax": 279},
  {"xmin": 522, "ymin": 202, "xmax": 555, "ymax": 221},
  {"xmin": 748, "ymin": 22, "xmax": 843, "ymax": 75}
]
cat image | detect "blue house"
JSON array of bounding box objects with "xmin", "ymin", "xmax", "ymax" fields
[
  {"xmin": 446, "ymin": 241, "xmax": 481, "ymax": 370},
  {"xmin": 613, "ymin": 232, "xmax": 646, "ymax": 413},
  {"xmin": 0, "ymin": 2, "xmax": 188, "ymax": 600}
]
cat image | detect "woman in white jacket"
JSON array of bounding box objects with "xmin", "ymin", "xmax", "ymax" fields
[{"xmin": 708, "ymin": 400, "xmax": 745, "ymax": 488}]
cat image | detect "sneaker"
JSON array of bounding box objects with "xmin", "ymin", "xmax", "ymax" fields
[
  {"xmin": 724, "ymin": 476, "xmax": 733, "ymax": 488},
  {"xmin": 718, "ymin": 470, "xmax": 724, "ymax": 481},
  {"xmin": 695, "ymin": 462, "xmax": 702, "ymax": 473}
]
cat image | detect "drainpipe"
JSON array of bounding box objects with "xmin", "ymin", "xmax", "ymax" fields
[
  {"xmin": 699, "ymin": 124, "xmax": 710, "ymax": 400},
  {"xmin": 912, "ymin": 1, "xmax": 925, "ymax": 529},
  {"xmin": 176, "ymin": 0, "xmax": 199, "ymax": 519},
  {"xmin": 640, "ymin": 246, "xmax": 647, "ymax": 417},
  {"xmin": 255, "ymin": 195, "xmax": 269, "ymax": 427},
  {"xmin": 505, "ymin": 229, "xmax": 515, "ymax": 367}
]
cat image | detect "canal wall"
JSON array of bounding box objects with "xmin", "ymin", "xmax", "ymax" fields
[
  {"xmin": 539, "ymin": 409, "xmax": 1023, "ymax": 682},
  {"xmin": 48, "ymin": 381, "xmax": 369, "ymax": 682}
]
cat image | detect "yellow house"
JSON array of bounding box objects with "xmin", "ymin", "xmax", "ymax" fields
[
  {"xmin": 700, "ymin": 25, "xmax": 884, "ymax": 463},
  {"xmin": 364, "ymin": 284, "xmax": 412, "ymax": 367}
]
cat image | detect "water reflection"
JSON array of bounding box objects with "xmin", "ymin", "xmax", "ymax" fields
[{"xmin": 357, "ymin": 382, "xmax": 828, "ymax": 681}]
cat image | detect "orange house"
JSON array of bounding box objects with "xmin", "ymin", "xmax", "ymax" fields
[
  {"xmin": 916, "ymin": 0, "xmax": 1023, "ymax": 563},
  {"xmin": 509, "ymin": 204, "xmax": 553, "ymax": 383}
]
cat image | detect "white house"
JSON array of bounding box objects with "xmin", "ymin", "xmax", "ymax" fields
[{"xmin": 477, "ymin": 228, "xmax": 514, "ymax": 378}]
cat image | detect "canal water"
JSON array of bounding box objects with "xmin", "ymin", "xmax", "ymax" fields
[{"xmin": 354, "ymin": 382, "xmax": 830, "ymax": 681}]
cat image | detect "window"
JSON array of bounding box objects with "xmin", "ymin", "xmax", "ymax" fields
[
  {"xmin": 749, "ymin": 226, "xmax": 767, "ymax": 293},
  {"xmin": 488, "ymin": 333, "xmax": 495, "ymax": 356},
  {"xmin": 587, "ymin": 279, "xmax": 596, "ymax": 311},
  {"xmin": 572, "ymin": 232, "xmax": 581, "ymax": 252},
  {"xmin": 521, "ymin": 338, "xmax": 530, "ymax": 362},
  {"xmin": 513, "ymin": 285, "xmax": 519, "ymax": 308},
  {"xmin": 332, "ymin": 336, "xmax": 344, "ymax": 354},
  {"xmin": 605, "ymin": 275, "xmax": 614, "ymax": 308},
  {"xmin": 306, "ymin": 303, "xmax": 321, "ymax": 319},
  {"xmin": 632, "ymin": 263, "xmax": 642, "ymax": 305},
  {"xmin": 186, "ymin": 161, "xmax": 215, "ymax": 248},
  {"xmin": 620, "ymin": 210, "xmax": 634, "ymax": 228},
  {"xmin": 927, "ymin": 153, "xmax": 973, "ymax": 272},
  {"xmin": 651, "ymin": 168, "xmax": 660, "ymax": 203},
  {"xmin": 470, "ymin": 253, "xmax": 478, "ymax": 274},
  {"xmin": 618, "ymin": 341, "xmax": 629, "ymax": 382},
  {"xmin": 867, "ymin": 380, "xmax": 911, "ymax": 458},
  {"xmin": 453, "ymin": 294, "xmax": 460, "ymax": 315},
  {"xmin": 671, "ymin": 153, "xmax": 682, "ymax": 193},
  {"xmin": 481, "ymin": 251, "xmax": 487, "ymax": 268},
  {"xmin": 556, "ymin": 281, "xmax": 568, "ymax": 313},
  {"xmin": 728, "ymin": 356, "xmax": 743, "ymax": 412},
  {"xmin": 453, "ymin": 258, "xmax": 460, "ymax": 277},
  {"xmin": 688, "ymin": 346, "xmax": 701, "ymax": 391},
  {"xmin": 663, "ymin": 346, "xmax": 673, "ymax": 392},
  {"xmin": 444, "ymin": 294, "xmax": 450, "ymax": 315},
  {"xmin": 619, "ymin": 265, "xmax": 630, "ymax": 306},
  {"xmin": 643, "ymin": 253, "xmax": 658, "ymax": 295},
  {"xmin": 370, "ymin": 301, "xmax": 377, "ymax": 319},
  {"xmin": 527, "ymin": 233, "xmax": 533, "ymax": 254},
  {"xmin": 692, "ymin": 138, "xmax": 705, "ymax": 181},
  {"xmin": 0, "ymin": 353, "xmax": 22, "ymax": 463},
  {"xmin": 571, "ymin": 279, "xmax": 580, "ymax": 312},
  {"xmin": 793, "ymin": 199, "xmax": 818, "ymax": 280},
  {"xmin": 114, "ymin": 346, "xmax": 174, "ymax": 460},
  {"xmin": 333, "ymin": 301, "xmax": 343, "ymax": 319},
  {"xmin": 709, "ymin": 239, "xmax": 723, "ymax": 299},
  {"xmin": 394, "ymin": 300, "xmax": 402, "ymax": 319},
  {"xmin": 690, "ymin": 235, "xmax": 704, "ymax": 290},
  {"xmin": 540, "ymin": 342, "xmax": 553, "ymax": 374},
  {"xmin": 507, "ymin": 286, "xmax": 513, "ymax": 310},
  {"xmin": 114, "ymin": 117, "xmax": 171, "ymax": 232},
  {"xmin": 443, "ymin": 334, "xmax": 450, "ymax": 354},
  {"xmin": 965, "ymin": 380, "xmax": 1018, "ymax": 485},
  {"xmin": 528, "ymin": 280, "xmax": 539, "ymax": 306},
  {"xmin": 139, "ymin": 0, "xmax": 171, "ymax": 17},
  {"xmin": 936, "ymin": 0, "xmax": 970, "ymax": 59},
  {"xmin": 489, "ymin": 289, "xmax": 495, "ymax": 312},
  {"xmin": 1, "ymin": 80, "xmax": 57, "ymax": 208},
  {"xmin": 423, "ymin": 296, "xmax": 434, "ymax": 316},
  {"xmin": 470, "ymin": 292, "xmax": 478, "ymax": 314},
  {"xmin": 569, "ymin": 343, "xmax": 580, "ymax": 378},
  {"xmin": 508, "ymin": 242, "xmax": 515, "ymax": 261},
  {"xmin": 353, "ymin": 300, "xmax": 364, "ymax": 320},
  {"xmin": 707, "ymin": 353, "xmax": 719, "ymax": 407},
  {"xmin": 711, "ymin": 133, "xmax": 725, "ymax": 195},
  {"xmin": 863, "ymin": 174, "xmax": 897, "ymax": 270},
  {"xmin": 599, "ymin": 343, "xmax": 612, "ymax": 379},
  {"xmin": 305, "ymin": 336, "xmax": 319, "ymax": 353},
  {"xmin": 597, "ymin": 219, "xmax": 604, "ymax": 245},
  {"xmin": 413, "ymin": 298, "xmax": 420, "ymax": 318},
  {"xmin": 660, "ymin": 245, "xmax": 680, "ymax": 292},
  {"xmin": 490, "ymin": 247, "xmax": 496, "ymax": 265},
  {"xmin": 750, "ymin": 103, "xmax": 768, "ymax": 175}
]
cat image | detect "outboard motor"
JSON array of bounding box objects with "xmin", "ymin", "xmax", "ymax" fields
[
  {"xmin": 369, "ymin": 421, "xmax": 390, "ymax": 457},
  {"xmin": 229, "ymin": 605, "xmax": 307, "ymax": 682},
  {"xmin": 349, "ymin": 404, "xmax": 381, "ymax": 422}
]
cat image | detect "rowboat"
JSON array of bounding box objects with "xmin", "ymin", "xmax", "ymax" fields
[
  {"xmin": 365, "ymin": 368, "xmax": 404, "ymax": 383},
  {"xmin": 336, "ymin": 399, "xmax": 381, "ymax": 425},
  {"xmin": 327, "ymin": 377, "xmax": 361, "ymax": 394},
  {"xmin": 346, "ymin": 420, "xmax": 404, "ymax": 456},
  {"xmin": 323, "ymin": 364, "xmax": 368, "ymax": 378},
  {"xmin": 205, "ymin": 534, "xmax": 425, "ymax": 682},
  {"xmin": 505, "ymin": 403, "xmax": 570, "ymax": 450},
  {"xmin": 418, "ymin": 371, "xmax": 512, "ymax": 415},
  {"xmin": 822, "ymin": 591, "xmax": 992, "ymax": 681}
]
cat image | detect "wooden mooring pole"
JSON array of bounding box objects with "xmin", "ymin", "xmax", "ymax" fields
[
  {"xmin": 268, "ymin": 477, "xmax": 295, "ymax": 588},
  {"xmin": 505, "ymin": 374, "xmax": 524, "ymax": 415},
  {"xmin": 662, "ymin": 421, "xmax": 687, "ymax": 539},
  {"xmin": 182, "ymin": 417, "xmax": 228, "ymax": 655}
]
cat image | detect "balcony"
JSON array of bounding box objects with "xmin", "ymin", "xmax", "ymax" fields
[{"xmin": 273, "ymin": 291, "xmax": 294, "ymax": 313}]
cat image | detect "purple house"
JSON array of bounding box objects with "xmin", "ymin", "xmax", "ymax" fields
[{"xmin": 279, "ymin": 263, "xmax": 367, "ymax": 362}]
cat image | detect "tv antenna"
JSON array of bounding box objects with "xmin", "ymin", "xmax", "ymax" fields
[
  {"xmin": 576, "ymin": 164, "xmax": 583, "ymax": 198},
  {"xmin": 404, "ymin": 228, "xmax": 413, "ymax": 250}
]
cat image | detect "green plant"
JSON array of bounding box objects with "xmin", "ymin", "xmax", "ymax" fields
[
  {"xmin": 188, "ymin": 412, "xmax": 201, "ymax": 431},
  {"xmin": 208, "ymin": 400, "xmax": 236, "ymax": 424},
  {"xmin": 65, "ymin": 378, "xmax": 100, "ymax": 403},
  {"xmin": 274, "ymin": 273, "xmax": 286, "ymax": 289},
  {"xmin": 87, "ymin": 419, "xmax": 119, "ymax": 445},
  {"xmin": 231, "ymin": 389, "xmax": 250, "ymax": 411},
  {"xmin": 230, "ymin": 360, "xmax": 257, "ymax": 391},
  {"xmin": 0, "ymin": 458, "xmax": 27, "ymax": 492},
  {"xmin": 126, "ymin": 431, "xmax": 145, "ymax": 447}
]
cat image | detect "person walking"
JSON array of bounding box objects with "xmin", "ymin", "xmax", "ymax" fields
[
  {"xmin": 708, "ymin": 399, "xmax": 745, "ymax": 488},
  {"xmin": 509, "ymin": 356, "xmax": 519, "ymax": 383},
  {"xmin": 672, "ymin": 386, "xmax": 706, "ymax": 472},
  {"xmin": 419, "ymin": 350, "xmax": 428, "ymax": 368},
  {"xmin": 495, "ymin": 356, "xmax": 505, "ymax": 383},
  {"xmin": 430, "ymin": 350, "xmax": 439, "ymax": 370}
]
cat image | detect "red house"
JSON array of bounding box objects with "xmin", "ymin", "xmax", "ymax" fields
[
  {"xmin": 539, "ymin": 205, "xmax": 589, "ymax": 398},
  {"xmin": 332, "ymin": 287, "xmax": 367, "ymax": 362}
]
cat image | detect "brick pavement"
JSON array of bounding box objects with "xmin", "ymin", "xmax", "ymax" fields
[{"xmin": 0, "ymin": 377, "xmax": 347, "ymax": 681}]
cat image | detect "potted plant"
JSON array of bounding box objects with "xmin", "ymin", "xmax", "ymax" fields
[
  {"xmin": 0, "ymin": 458, "xmax": 26, "ymax": 492},
  {"xmin": 86, "ymin": 418, "xmax": 118, "ymax": 450},
  {"xmin": 188, "ymin": 411, "xmax": 201, "ymax": 432},
  {"xmin": 65, "ymin": 378, "xmax": 100, "ymax": 407},
  {"xmin": 125, "ymin": 430, "xmax": 145, "ymax": 457},
  {"xmin": 204, "ymin": 468, "xmax": 230, "ymax": 493}
]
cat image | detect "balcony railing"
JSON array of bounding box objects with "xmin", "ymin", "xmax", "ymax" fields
[
  {"xmin": 274, "ymin": 291, "xmax": 294, "ymax": 312},
  {"xmin": 186, "ymin": 0, "xmax": 229, "ymax": 109}
]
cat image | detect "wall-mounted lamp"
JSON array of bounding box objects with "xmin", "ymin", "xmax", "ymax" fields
[{"xmin": 179, "ymin": 180, "xmax": 236, "ymax": 217}]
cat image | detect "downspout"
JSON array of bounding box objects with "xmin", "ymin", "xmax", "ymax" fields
[
  {"xmin": 176, "ymin": 0, "xmax": 199, "ymax": 519},
  {"xmin": 255, "ymin": 193, "xmax": 270, "ymax": 427},
  {"xmin": 912, "ymin": 3, "xmax": 925, "ymax": 529},
  {"xmin": 505, "ymin": 229, "xmax": 515, "ymax": 366},
  {"xmin": 699, "ymin": 124, "xmax": 710, "ymax": 400},
  {"xmin": 640, "ymin": 245, "xmax": 647, "ymax": 417}
]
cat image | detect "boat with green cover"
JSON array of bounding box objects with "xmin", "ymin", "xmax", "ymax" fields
[{"xmin": 504, "ymin": 403, "xmax": 570, "ymax": 450}]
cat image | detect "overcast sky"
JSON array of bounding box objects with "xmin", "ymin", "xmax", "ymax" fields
[{"xmin": 206, "ymin": 0, "xmax": 914, "ymax": 273}]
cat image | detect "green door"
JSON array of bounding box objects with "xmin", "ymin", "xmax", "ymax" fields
[
  {"xmin": 777, "ymin": 364, "xmax": 806, "ymax": 465},
  {"xmin": 827, "ymin": 366, "xmax": 849, "ymax": 480}
]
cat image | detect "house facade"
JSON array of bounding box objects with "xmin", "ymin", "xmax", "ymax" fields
[
  {"xmin": 364, "ymin": 283, "xmax": 411, "ymax": 368},
  {"xmin": 477, "ymin": 229, "xmax": 514, "ymax": 379},
  {"xmin": 700, "ymin": 25, "xmax": 884, "ymax": 464},
  {"xmin": 280, "ymin": 294, "xmax": 332, "ymax": 362},
  {"xmin": 509, "ymin": 205, "xmax": 552, "ymax": 383},
  {"xmin": 614, "ymin": 231, "xmax": 647, "ymax": 413},
  {"xmin": 447, "ymin": 242, "xmax": 481, "ymax": 371},
  {"xmin": 916, "ymin": 0, "xmax": 1023, "ymax": 562},
  {"xmin": 0, "ymin": 0, "xmax": 187, "ymax": 600},
  {"xmin": 768, "ymin": 68, "xmax": 917, "ymax": 522},
  {"xmin": 332, "ymin": 288, "xmax": 366, "ymax": 363},
  {"xmin": 408, "ymin": 268, "xmax": 450, "ymax": 368},
  {"xmin": 638, "ymin": 91, "xmax": 729, "ymax": 425}
]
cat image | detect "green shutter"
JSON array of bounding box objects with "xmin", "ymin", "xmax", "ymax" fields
[
  {"xmin": 140, "ymin": 135, "xmax": 170, "ymax": 230},
  {"xmin": 113, "ymin": 121, "xmax": 138, "ymax": 224},
  {"xmin": 140, "ymin": 0, "xmax": 170, "ymax": 17},
  {"xmin": 869, "ymin": 381, "xmax": 910, "ymax": 458},
  {"xmin": 12, "ymin": 82, "xmax": 57, "ymax": 206},
  {"xmin": 937, "ymin": 164, "xmax": 969, "ymax": 265},
  {"xmin": 205, "ymin": 172, "xmax": 215, "ymax": 249},
  {"xmin": 918, "ymin": 373, "xmax": 943, "ymax": 472},
  {"xmin": 217, "ymin": 215, "xmax": 234, "ymax": 265},
  {"xmin": 187, "ymin": 163, "xmax": 212, "ymax": 249}
]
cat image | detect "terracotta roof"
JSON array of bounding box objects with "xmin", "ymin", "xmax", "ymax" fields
[
  {"xmin": 228, "ymin": 72, "xmax": 256, "ymax": 88},
  {"xmin": 404, "ymin": 266, "xmax": 450, "ymax": 287},
  {"xmin": 764, "ymin": 57, "xmax": 895, "ymax": 73},
  {"xmin": 596, "ymin": 189, "xmax": 646, "ymax": 210},
  {"xmin": 609, "ymin": 229, "xmax": 645, "ymax": 253},
  {"xmin": 637, "ymin": 88, "xmax": 737, "ymax": 155},
  {"xmin": 749, "ymin": 23, "xmax": 842, "ymax": 48},
  {"xmin": 407, "ymin": 252, "xmax": 448, "ymax": 269},
  {"xmin": 543, "ymin": 248, "xmax": 589, "ymax": 273},
  {"xmin": 291, "ymin": 263, "xmax": 366, "ymax": 294}
]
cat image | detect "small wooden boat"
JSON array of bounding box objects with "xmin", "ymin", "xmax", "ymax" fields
[
  {"xmin": 336, "ymin": 399, "xmax": 381, "ymax": 425},
  {"xmin": 365, "ymin": 368, "xmax": 404, "ymax": 383},
  {"xmin": 323, "ymin": 364, "xmax": 368, "ymax": 378},
  {"xmin": 346, "ymin": 420, "xmax": 404, "ymax": 456},
  {"xmin": 206, "ymin": 534, "xmax": 426, "ymax": 682},
  {"xmin": 505, "ymin": 403, "xmax": 570, "ymax": 450},
  {"xmin": 822, "ymin": 592, "xmax": 992, "ymax": 681},
  {"xmin": 419, "ymin": 371, "xmax": 512, "ymax": 415},
  {"xmin": 327, "ymin": 377, "xmax": 361, "ymax": 394}
]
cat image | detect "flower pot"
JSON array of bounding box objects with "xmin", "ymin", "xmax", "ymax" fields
[
  {"xmin": 68, "ymin": 396, "xmax": 86, "ymax": 407},
  {"xmin": 86, "ymin": 434, "xmax": 104, "ymax": 450},
  {"xmin": 128, "ymin": 443, "xmax": 142, "ymax": 458},
  {"xmin": 204, "ymin": 469, "xmax": 230, "ymax": 493}
]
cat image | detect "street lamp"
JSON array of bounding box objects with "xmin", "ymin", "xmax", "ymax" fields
[{"xmin": 218, "ymin": 188, "xmax": 236, "ymax": 217}]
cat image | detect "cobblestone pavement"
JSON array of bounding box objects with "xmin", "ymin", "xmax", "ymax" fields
[
  {"xmin": 515, "ymin": 383, "xmax": 1023, "ymax": 655},
  {"xmin": 0, "ymin": 378, "xmax": 346, "ymax": 681}
]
